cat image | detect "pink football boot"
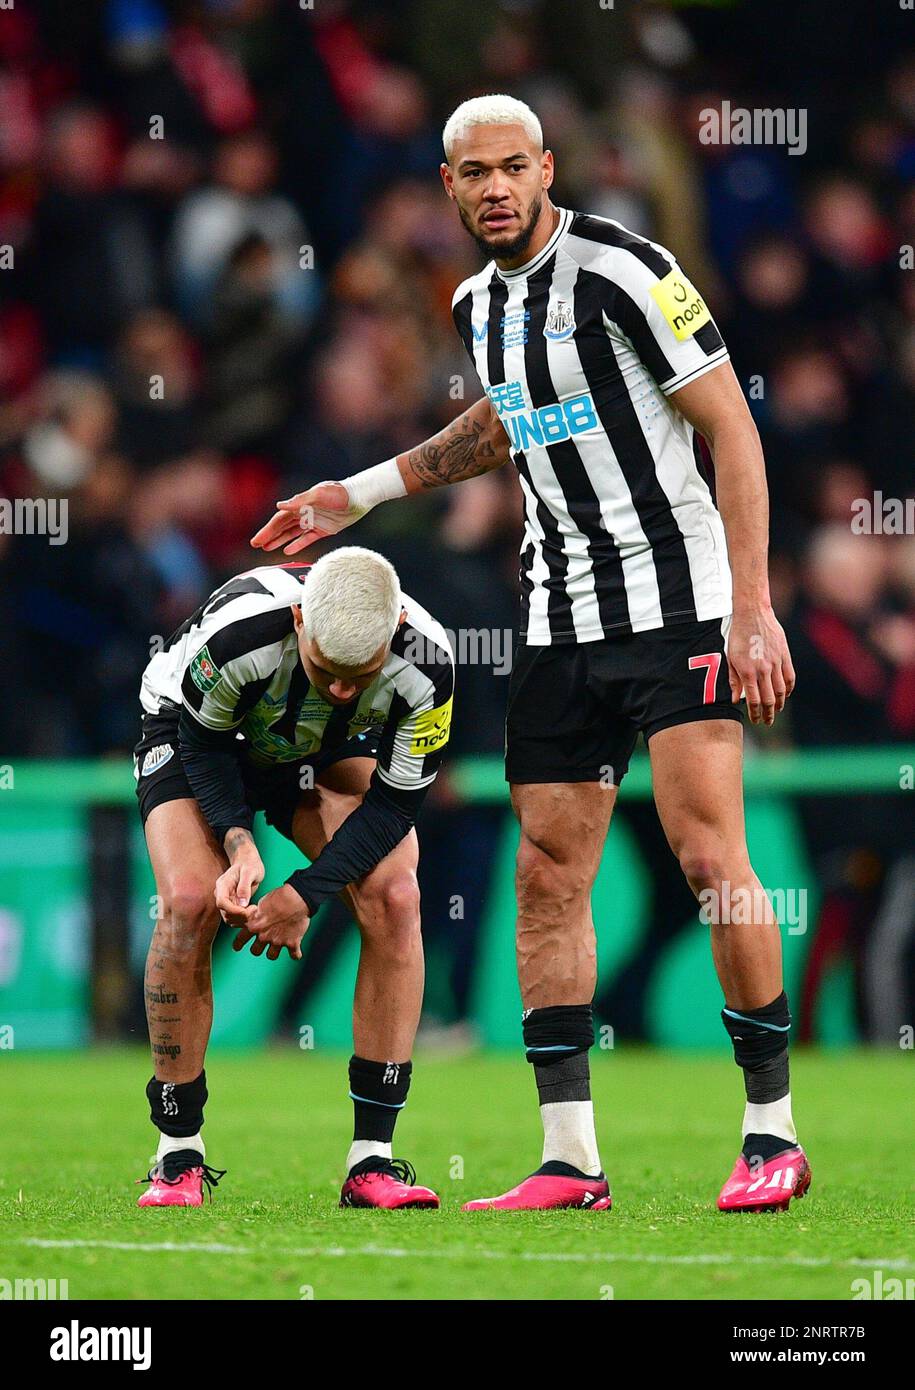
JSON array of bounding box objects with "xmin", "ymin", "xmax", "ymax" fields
[
  {"xmin": 462, "ymin": 1163, "xmax": 611, "ymax": 1212},
  {"xmin": 136, "ymin": 1151, "xmax": 226, "ymax": 1207},
  {"xmin": 718, "ymin": 1145, "xmax": 811, "ymax": 1213},
  {"xmin": 339, "ymin": 1158, "xmax": 440, "ymax": 1209}
]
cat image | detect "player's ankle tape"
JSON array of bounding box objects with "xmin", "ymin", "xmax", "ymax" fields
[
  {"xmin": 522, "ymin": 1004, "xmax": 594, "ymax": 1066},
  {"xmin": 534, "ymin": 1050, "xmax": 591, "ymax": 1104},
  {"xmin": 146, "ymin": 1070, "xmax": 207, "ymax": 1137},
  {"xmin": 721, "ymin": 992, "xmax": 791, "ymax": 1070},
  {"xmin": 744, "ymin": 1051, "xmax": 790, "ymax": 1104}
]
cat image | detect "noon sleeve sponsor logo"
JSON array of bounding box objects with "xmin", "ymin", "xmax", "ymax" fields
[
  {"xmin": 409, "ymin": 696, "xmax": 453, "ymax": 755},
  {"xmin": 650, "ymin": 268, "xmax": 712, "ymax": 340}
]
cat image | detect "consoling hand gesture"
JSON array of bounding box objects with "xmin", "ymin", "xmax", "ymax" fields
[{"xmin": 250, "ymin": 481, "xmax": 362, "ymax": 555}]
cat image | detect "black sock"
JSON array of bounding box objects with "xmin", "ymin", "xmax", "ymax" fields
[
  {"xmin": 523, "ymin": 1006, "xmax": 599, "ymax": 1180},
  {"xmin": 741, "ymin": 1132, "xmax": 798, "ymax": 1164},
  {"xmin": 348, "ymin": 1056, "xmax": 412, "ymax": 1143},
  {"xmin": 146, "ymin": 1071, "xmax": 207, "ymax": 1138},
  {"xmin": 522, "ymin": 1003, "xmax": 594, "ymax": 1069},
  {"xmin": 721, "ymin": 994, "xmax": 797, "ymax": 1158},
  {"xmin": 721, "ymin": 992, "xmax": 791, "ymax": 1103}
]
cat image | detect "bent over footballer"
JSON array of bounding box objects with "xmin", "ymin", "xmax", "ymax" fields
[
  {"xmin": 134, "ymin": 547, "xmax": 453, "ymax": 1208},
  {"xmin": 254, "ymin": 95, "xmax": 807, "ymax": 1214}
]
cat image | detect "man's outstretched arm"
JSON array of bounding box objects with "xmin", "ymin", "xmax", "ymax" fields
[{"xmin": 250, "ymin": 395, "xmax": 510, "ymax": 554}]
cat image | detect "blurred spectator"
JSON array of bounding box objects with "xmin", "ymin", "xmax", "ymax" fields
[
  {"xmin": 114, "ymin": 309, "xmax": 201, "ymax": 469},
  {"xmin": 29, "ymin": 104, "xmax": 157, "ymax": 362},
  {"xmin": 203, "ymin": 232, "xmax": 303, "ymax": 454},
  {"xmin": 170, "ymin": 129, "xmax": 319, "ymax": 328}
]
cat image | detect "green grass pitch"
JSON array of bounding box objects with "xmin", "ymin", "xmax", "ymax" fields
[{"xmin": 0, "ymin": 1049, "xmax": 911, "ymax": 1301}]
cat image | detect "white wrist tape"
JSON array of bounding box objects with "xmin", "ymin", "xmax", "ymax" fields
[{"xmin": 340, "ymin": 458, "xmax": 406, "ymax": 515}]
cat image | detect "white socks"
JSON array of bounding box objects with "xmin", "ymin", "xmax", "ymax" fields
[
  {"xmin": 346, "ymin": 1139, "xmax": 392, "ymax": 1174},
  {"xmin": 742, "ymin": 1094, "xmax": 797, "ymax": 1145},
  {"xmin": 540, "ymin": 1101, "xmax": 602, "ymax": 1177},
  {"xmin": 156, "ymin": 1131, "xmax": 205, "ymax": 1162}
]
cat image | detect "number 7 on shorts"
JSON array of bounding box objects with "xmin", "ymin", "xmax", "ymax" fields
[{"xmin": 688, "ymin": 651, "xmax": 722, "ymax": 704}]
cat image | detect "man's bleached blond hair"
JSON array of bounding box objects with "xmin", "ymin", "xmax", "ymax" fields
[
  {"xmin": 300, "ymin": 546, "xmax": 401, "ymax": 668},
  {"xmin": 442, "ymin": 94, "xmax": 543, "ymax": 163}
]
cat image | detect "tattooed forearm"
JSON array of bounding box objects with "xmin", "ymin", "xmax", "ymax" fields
[
  {"xmin": 224, "ymin": 827, "xmax": 256, "ymax": 857},
  {"xmin": 405, "ymin": 398, "xmax": 510, "ymax": 489}
]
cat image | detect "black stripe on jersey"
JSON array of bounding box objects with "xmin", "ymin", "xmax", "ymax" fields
[
  {"xmin": 486, "ymin": 273, "xmax": 508, "ymax": 386},
  {"xmin": 519, "ymin": 538, "xmax": 536, "ymax": 615},
  {"xmin": 571, "ymin": 213, "xmax": 671, "ymax": 277},
  {"xmin": 390, "ymin": 623, "xmax": 453, "ymax": 701},
  {"xmin": 163, "ymin": 575, "xmax": 273, "ymax": 652},
  {"xmin": 205, "ymin": 608, "xmax": 294, "ymax": 668},
  {"xmin": 206, "ymin": 575, "xmax": 272, "ymax": 616},
  {"xmin": 375, "ymin": 689, "xmax": 411, "ymax": 773},
  {"xmin": 272, "ymin": 661, "xmax": 310, "ymax": 744},
  {"xmin": 320, "ymin": 699, "xmax": 361, "ymax": 755},
  {"xmin": 591, "ymin": 280, "xmax": 675, "ymax": 388},
  {"xmin": 452, "ymin": 289, "xmax": 474, "ymax": 358},
  {"xmin": 523, "ymin": 258, "xmax": 629, "ymax": 634},
  {"xmin": 489, "ymin": 264, "xmax": 571, "ymax": 641},
  {"xmin": 570, "ymin": 214, "xmax": 725, "ymax": 364},
  {"xmin": 694, "ymin": 321, "xmax": 725, "ymax": 356},
  {"xmin": 233, "ymin": 674, "xmax": 273, "ymax": 723},
  {"xmin": 574, "ymin": 268, "xmax": 699, "ymax": 623},
  {"xmin": 182, "ymin": 673, "xmax": 206, "ymax": 714}
]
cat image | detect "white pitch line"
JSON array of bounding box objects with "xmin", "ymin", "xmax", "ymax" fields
[{"xmin": 12, "ymin": 1238, "xmax": 915, "ymax": 1273}]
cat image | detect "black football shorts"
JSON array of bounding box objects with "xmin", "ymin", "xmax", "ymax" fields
[
  {"xmin": 134, "ymin": 703, "xmax": 380, "ymax": 842},
  {"xmin": 505, "ymin": 616, "xmax": 742, "ymax": 786}
]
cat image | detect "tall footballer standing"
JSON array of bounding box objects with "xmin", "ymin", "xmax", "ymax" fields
[{"xmin": 253, "ymin": 95, "xmax": 807, "ymax": 1213}]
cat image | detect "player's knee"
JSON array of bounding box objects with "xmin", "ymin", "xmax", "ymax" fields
[
  {"xmin": 157, "ymin": 878, "xmax": 219, "ymax": 950},
  {"xmin": 359, "ymin": 871, "xmax": 421, "ymax": 954},
  {"xmin": 677, "ymin": 845, "xmax": 738, "ymax": 898},
  {"xmin": 516, "ymin": 833, "xmax": 589, "ymax": 909}
]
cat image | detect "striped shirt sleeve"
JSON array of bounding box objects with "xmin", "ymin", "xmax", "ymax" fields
[
  {"xmin": 376, "ymin": 636, "xmax": 455, "ymax": 795},
  {"xmin": 569, "ymin": 216, "xmax": 729, "ymax": 396},
  {"xmin": 625, "ymin": 256, "xmax": 730, "ymax": 396}
]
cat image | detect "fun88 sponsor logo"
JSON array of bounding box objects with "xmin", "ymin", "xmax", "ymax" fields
[{"xmin": 487, "ymin": 382, "xmax": 598, "ymax": 451}]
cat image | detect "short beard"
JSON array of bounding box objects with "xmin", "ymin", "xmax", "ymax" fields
[{"xmin": 460, "ymin": 191, "xmax": 543, "ymax": 263}]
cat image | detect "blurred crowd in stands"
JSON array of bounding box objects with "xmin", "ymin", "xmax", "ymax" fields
[{"xmin": 0, "ymin": 1, "xmax": 913, "ymax": 1033}]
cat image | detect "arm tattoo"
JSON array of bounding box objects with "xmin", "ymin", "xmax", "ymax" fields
[
  {"xmin": 224, "ymin": 827, "xmax": 255, "ymax": 857},
  {"xmin": 406, "ymin": 407, "xmax": 507, "ymax": 489}
]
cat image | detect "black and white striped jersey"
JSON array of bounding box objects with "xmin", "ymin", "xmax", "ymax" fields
[
  {"xmin": 451, "ymin": 208, "xmax": 734, "ymax": 645},
  {"xmin": 140, "ymin": 562, "xmax": 454, "ymax": 794}
]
